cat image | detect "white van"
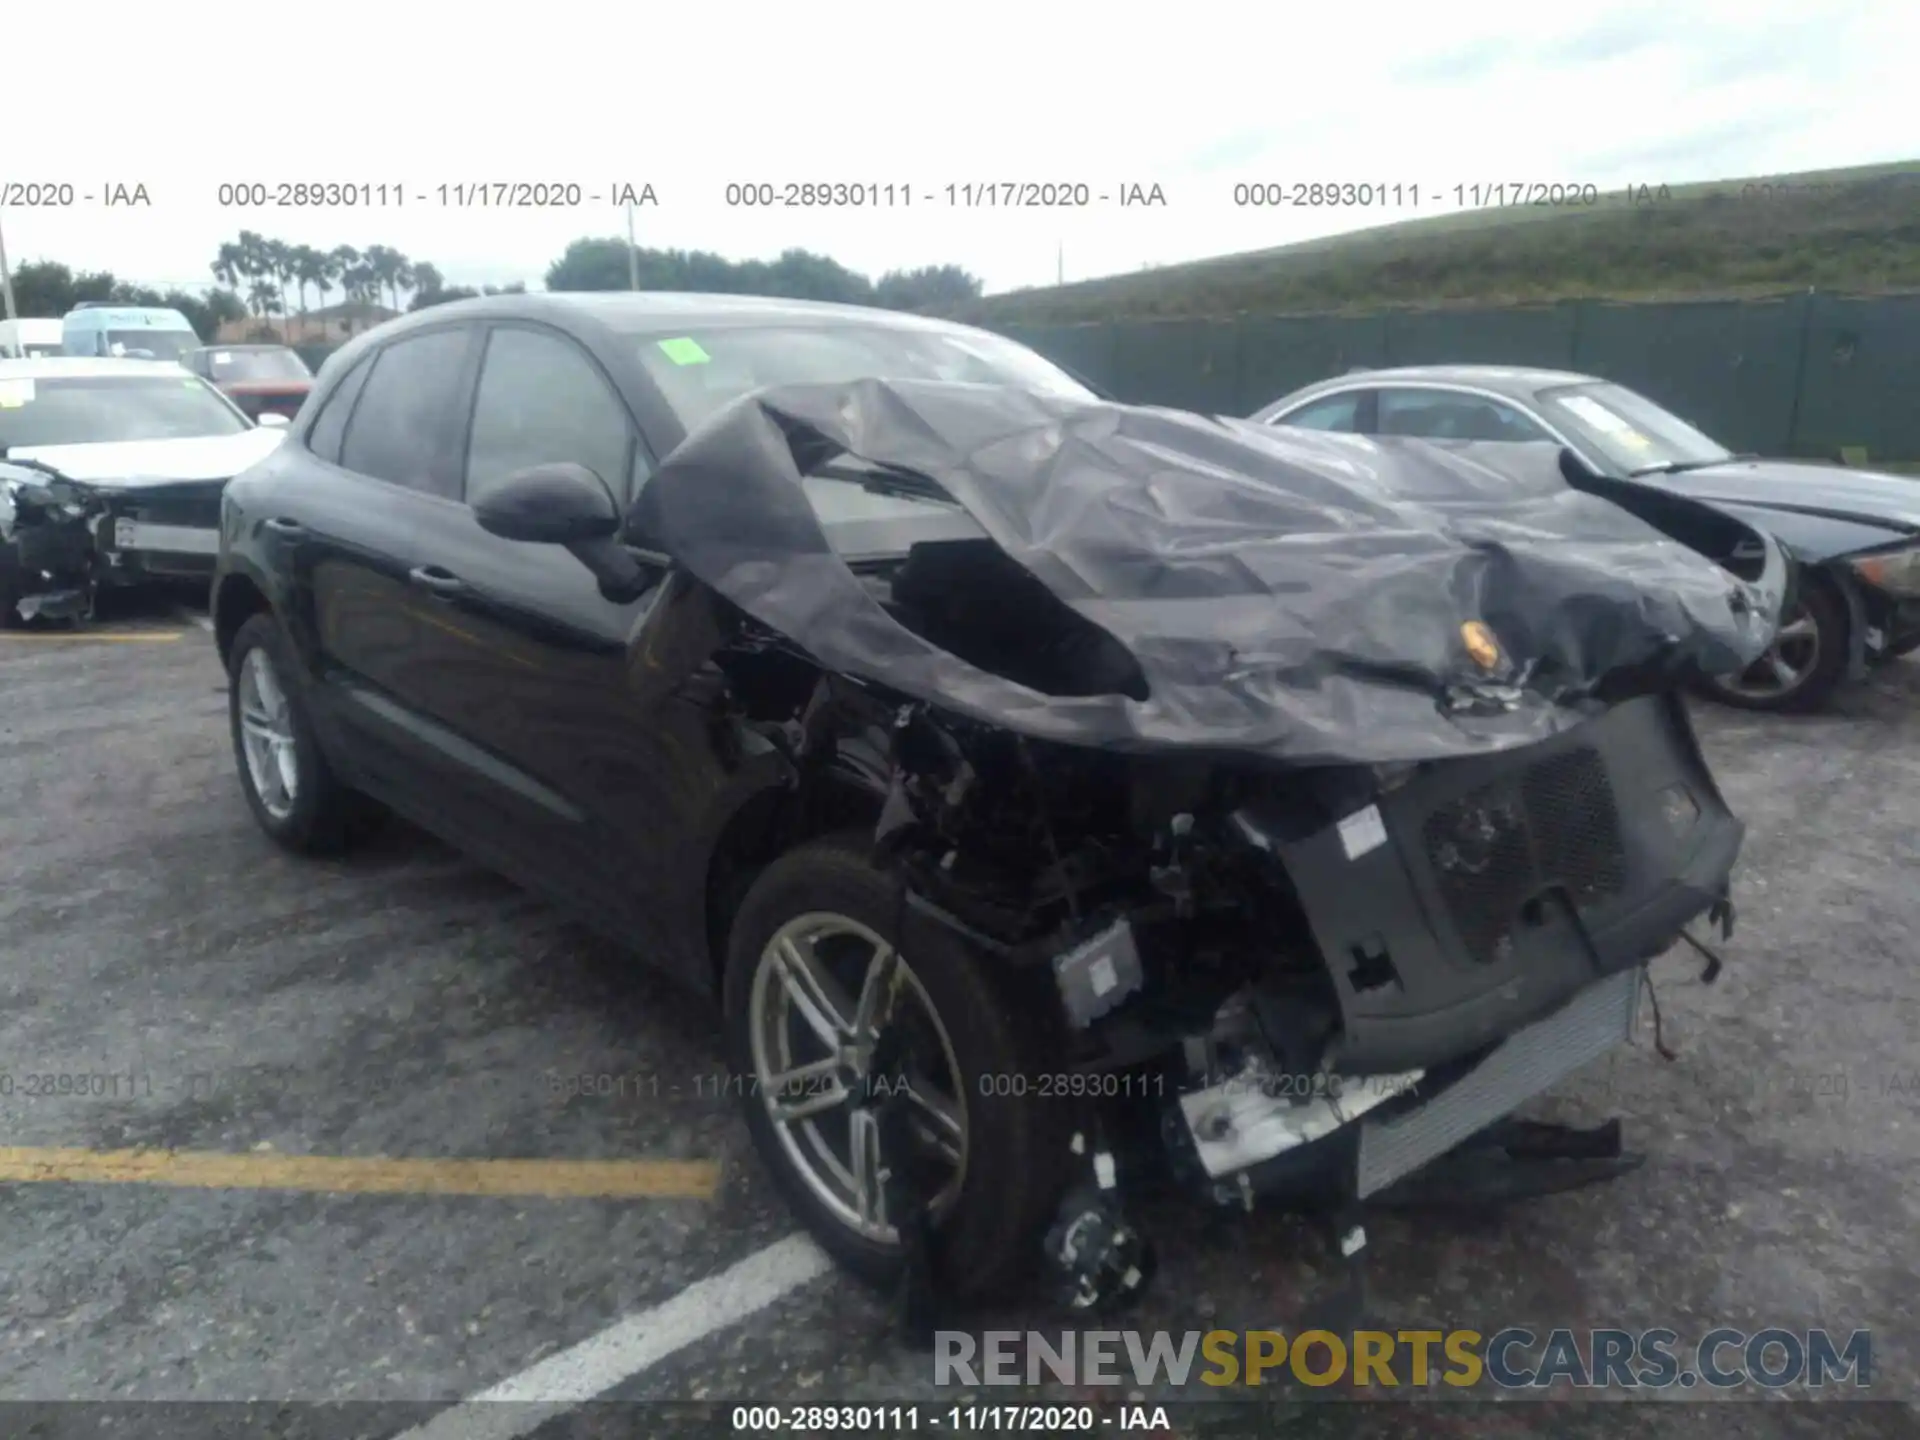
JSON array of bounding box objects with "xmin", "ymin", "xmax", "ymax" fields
[
  {"xmin": 59, "ymin": 304, "xmax": 200, "ymax": 362},
  {"xmin": 0, "ymin": 318, "xmax": 64, "ymax": 358}
]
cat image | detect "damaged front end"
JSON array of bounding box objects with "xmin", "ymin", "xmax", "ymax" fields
[
  {"xmin": 862, "ymin": 684, "xmax": 1737, "ymax": 1309},
  {"xmin": 0, "ymin": 460, "xmax": 103, "ymax": 626},
  {"xmin": 633, "ymin": 378, "xmax": 1783, "ymax": 1316}
]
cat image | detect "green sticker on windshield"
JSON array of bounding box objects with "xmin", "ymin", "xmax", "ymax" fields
[{"xmin": 656, "ymin": 336, "xmax": 711, "ymax": 366}]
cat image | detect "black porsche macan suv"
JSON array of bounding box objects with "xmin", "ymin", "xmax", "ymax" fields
[{"xmin": 211, "ymin": 292, "xmax": 1780, "ymax": 1305}]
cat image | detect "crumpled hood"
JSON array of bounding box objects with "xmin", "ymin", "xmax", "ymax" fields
[
  {"xmin": 6, "ymin": 428, "xmax": 284, "ymax": 489},
  {"xmin": 1658, "ymin": 458, "xmax": 1920, "ymax": 534},
  {"xmin": 631, "ymin": 379, "xmax": 1784, "ymax": 766}
]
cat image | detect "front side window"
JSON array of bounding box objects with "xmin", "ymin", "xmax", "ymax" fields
[
  {"xmin": 337, "ymin": 328, "xmax": 472, "ymax": 495},
  {"xmin": 0, "ymin": 373, "xmax": 250, "ymax": 451},
  {"xmin": 465, "ymin": 327, "xmax": 634, "ymax": 502},
  {"xmin": 1377, "ymin": 388, "xmax": 1549, "ymax": 443}
]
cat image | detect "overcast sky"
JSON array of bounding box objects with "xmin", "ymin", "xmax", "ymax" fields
[{"xmin": 8, "ymin": 0, "xmax": 1917, "ymax": 298}]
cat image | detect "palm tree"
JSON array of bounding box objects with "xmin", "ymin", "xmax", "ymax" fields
[
  {"xmin": 264, "ymin": 240, "xmax": 297, "ymax": 338},
  {"xmin": 291, "ymin": 245, "xmax": 329, "ymax": 324},
  {"xmin": 246, "ymin": 280, "xmax": 283, "ymax": 332},
  {"xmin": 311, "ymin": 248, "xmax": 341, "ymax": 326},
  {"xmin": 211, "ymin": 241, "xmax": 245, "ymax": 293},
  {"xmin": 364, "ymin": 245, "xmax": 412, "ymax": 313}
]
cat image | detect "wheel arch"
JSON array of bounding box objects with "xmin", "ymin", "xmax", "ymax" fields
[
  {"xmin": 212, "ymin": 569, "xmax": 274, "ymax": 671},
  {"xmin": 701, "ymin": 743, "xmax": 890, "ymax": 991}
]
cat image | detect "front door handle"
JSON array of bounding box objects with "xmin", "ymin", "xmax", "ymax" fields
[
  {"xmin": 408, "ymin": 564, "xmax": 467, "ymax": 596},
  {"xmin": 263, "ymin": 516, "xmax": 304, "ymax": 536}
]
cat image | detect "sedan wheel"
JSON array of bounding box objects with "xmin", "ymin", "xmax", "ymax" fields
[
  {"xmin": 748, "ymin": 913, "xmax": 968, "ymax": 1244},
  {"xmin": 1699, "ymin": 579, "xmax": 1849, "ymax": 713},
  {"xmin": 1719, "ymin": 603, "xmax": 1820, "ymax": 701}
]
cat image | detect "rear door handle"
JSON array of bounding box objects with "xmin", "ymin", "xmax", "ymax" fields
[
  {"xmin": 409, "ymin": 565, "xmax": 468, "ymax": 596},
  {"xmin": 263, "ymin": 516, "xmax": 304, "ymax": 536}
]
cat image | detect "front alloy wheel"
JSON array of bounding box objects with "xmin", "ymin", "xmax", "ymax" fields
[
  {"xmin": 723, "ymin": 833, "xmax": 1074, "ymax": 1298},
  {"xmin": 749, "ymin": 913, "xmax": 968, "ymax": 1243}
]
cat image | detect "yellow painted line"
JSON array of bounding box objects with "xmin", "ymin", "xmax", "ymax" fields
[
  {"xmin": 0, "ymin": 630, "xmax": 184, "ymax": 643},
  {"xmin": 0, "ymin": 1147, "xmax": 720, "ymax": 1199}
]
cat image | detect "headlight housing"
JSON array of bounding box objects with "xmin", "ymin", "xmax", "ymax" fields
[{"xmin": 1848, "ymin": 545, "xmax": 1920, "ymax": 598}]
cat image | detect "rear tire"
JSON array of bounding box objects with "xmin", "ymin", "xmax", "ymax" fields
[
  {"xmin": 226, "ymin": 612, "xmax": 375, "ymax": 854},
  {"xmin": 1700, "ymin": 579, "xmax": 1848, "ymax": 713},
  {"xmin": 722, "ymin": 831, "xmax": 1073, "ymax": 1300}
]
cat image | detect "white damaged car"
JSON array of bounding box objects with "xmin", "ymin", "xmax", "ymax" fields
[{"xmin": 0, "ymin": 357, "xmax": 287, "ymax": 590}]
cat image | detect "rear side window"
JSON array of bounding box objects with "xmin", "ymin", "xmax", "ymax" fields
[
  {"xmin": 1378, "ymin": 388, "xmax": 1549, "ymax": 442},
  {"xmin": 338, "ymin": 328, "xmax": 471, "ymax": 496},
  {"xmin": 305, "ymin": 353, "xmax": 374, "ymax": 465},
  {"xmin": 1279, "ymin": 393, "xmax": 1363, "ymax": 432},
  {"xmin": 464, "ymin": 326, "xmax": 635, "ymax": 502}
]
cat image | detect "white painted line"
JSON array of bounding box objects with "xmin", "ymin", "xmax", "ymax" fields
[
  {"xmin": 393, "ymin": 1233, "xmax": 832, "ymax": 1440},
  {"xmin": 173, "ymin": 606, "xmax": 215, "ymax": 632}
]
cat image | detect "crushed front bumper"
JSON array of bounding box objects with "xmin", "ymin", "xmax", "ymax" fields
[
  {"xmin": 1164, "ymin": 692, "xmax": 1737, "ymax": 1207},
  {"xmin": 1175, "ymin": 962, "xmax": 1643, "ymax": 1206},
  {"xmin": 1245, "ymin": 692, "xmax": 1739, "ymax": 1076}
]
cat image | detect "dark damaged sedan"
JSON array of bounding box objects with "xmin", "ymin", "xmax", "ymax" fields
[
  {"xmin": 211, "ymin": 294, "xmax": 1786, "ymax": 1313},
  {"xmin": 1255, "ymin": 365, "xmax": 1920, "ymax": 712}
]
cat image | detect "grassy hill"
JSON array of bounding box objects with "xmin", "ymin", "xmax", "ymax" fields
[{"xmin": 956, "ymin": 160, "xmax": 1920, "ymax": 324}]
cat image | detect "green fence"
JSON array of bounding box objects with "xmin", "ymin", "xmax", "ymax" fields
[
  {"xmin": 993, "ymin": 292, "xmax": 1920, "ymax": 463},
  {"xmin": 295, "ymin": 291, "xmax": 1920, "ymax": 462}
]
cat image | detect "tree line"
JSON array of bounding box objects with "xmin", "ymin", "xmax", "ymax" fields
[{"xmin": 6, "ymin": 230, "xmax": 986, "ymax": 341}]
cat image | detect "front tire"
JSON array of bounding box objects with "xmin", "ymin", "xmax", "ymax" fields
[
  {"xmin": 226, "ymin": 612, "xmax": 371, "ymax": 854},
  {"xmin": 722, "ymin": 832, "xmax": 1073, "ymax": 1300},
  {"xmin": 1700, "ymin": 579, "xmax": 1848, "ymax": 713}
]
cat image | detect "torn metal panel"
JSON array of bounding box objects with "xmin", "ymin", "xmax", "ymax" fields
[
  {"xmin": 0, "ymin": 460, "xmax": 101, "ymax": 625},
  {"xmin": 632, "ymin": 380, "xmax": 1786, "ymax": 767}
]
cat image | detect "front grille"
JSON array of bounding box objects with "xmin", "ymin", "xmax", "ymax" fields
[
  {"xmin": 118, "ymin": 491, "xmax": 223, "ymax": 529},
  {"xmin": 1420, "ymin": 745, "xmax": 1628, "ymax": 964}
]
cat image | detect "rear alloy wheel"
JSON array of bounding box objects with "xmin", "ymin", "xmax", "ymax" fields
[
  {"xmin": 1701, "ymin": 581, "xmax": 1848, "ymax": 713},
  {"xmin": 723, "ymin": 833, "xmax": 1073, "ymax": 1298},
  {"xmin": 227, "ymin": 612, "xmax": 376, "ymax": 853}
]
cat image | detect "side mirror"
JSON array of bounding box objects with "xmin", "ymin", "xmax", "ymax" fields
[
  {"xmin": 258, "ymin": 413, "xmax": 291, "ymax": 428},
  {"xmin": 473, "ymin": 462, "xmax": 662, "ymax": 603},
  {"xmin": 472, "ymin": 462, "xmax": 620, "ymax": 545}
]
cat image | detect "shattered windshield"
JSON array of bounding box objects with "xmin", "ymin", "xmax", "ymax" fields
[
  {"xmin": 0, "ymin": 374, "xmax": 251, "ymax": 450},
  {"xmin": 1538, "ymin": 381, "xmax": 1734, "ymax": 475},
  {"xmin": 632, "ymin": 323, "xmax": 1096, "ymax": 435}
]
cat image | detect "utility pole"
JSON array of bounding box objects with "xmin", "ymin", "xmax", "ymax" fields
[
  {"xmin": 626, "ymin": 202, "xmax": 640, "ymax": 291},
  {"xmin": 0, "ymin": 206, "xmax": 17, "ymax": 321}
]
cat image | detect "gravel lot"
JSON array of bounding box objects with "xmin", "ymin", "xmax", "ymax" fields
[{"xmin": 3, "ymin": 598, "xmax": 1918, "ymax": 1436}]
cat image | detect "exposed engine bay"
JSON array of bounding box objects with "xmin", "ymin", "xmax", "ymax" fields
[{"xmin": 628, "ymin": 379, "xmax": 1776, "ymax": 1319}]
